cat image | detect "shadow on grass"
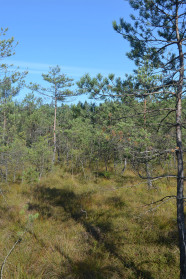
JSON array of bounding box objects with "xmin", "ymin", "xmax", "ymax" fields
[
  {"xmin": 53, "ymin": 243, "xmax": 121, "ymax": 279},
  {"xmin": 157, "ymin": 229, "xmax": 178, "ymax": 247},
  {"xmin": 27, "ymin": 185, "xmax": 162, "ymax": 279},
  {"xmin": 136, "ymin": 216, "xmax": 178, "ymax": 248}
]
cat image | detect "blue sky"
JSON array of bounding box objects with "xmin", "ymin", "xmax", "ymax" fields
[{"xmin": 2, "ymin": 0, "xmax": 136, "ymax": 104}]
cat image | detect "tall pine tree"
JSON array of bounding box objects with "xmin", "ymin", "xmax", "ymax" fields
[
  {"xmin": 31, "ymin": 66, "xmax": 74, "ymax": 164},
  {"xmin": 113, "ymin": 1, "xmax": 186, "ymax": 277}
]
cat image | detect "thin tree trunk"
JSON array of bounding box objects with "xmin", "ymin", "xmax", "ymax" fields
[
  {"xmin": 176, "ymin": 93, "xmax": 185, "ymax": 279},
  {"xmin": 80, "ymin": 159, "xmax": 86, "ymax": 179},
  {"xmin": 144, "ymin": 97, "xmax": 152, "ymax": 189},
  {"xmin": 52, "ymin": 96, "xmax": 57, "ymax": 164},
  {"xmin": 121, "ymin": 158, "xmax": 127, "ymax": 174},
  {"xmin": 5, "ymin": 165, "xmax": 8, "ymax": 183},
  {"xmin": 146, "ymin": 158, "xmax": 153, "ymax": 189},
  {"xmin": 3, "ymin": 111, "xmax": 6, "ymax": 143},
  {"xmin": 175, "ymin": 2, "xmax": 185, "ymax": 277}
]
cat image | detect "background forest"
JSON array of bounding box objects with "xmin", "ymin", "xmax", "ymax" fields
[{"xmin": 0, "ymin": 91, "xmax": 185, "ymax": 184}]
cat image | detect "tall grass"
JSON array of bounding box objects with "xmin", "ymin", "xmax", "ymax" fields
[{"xmin": 0, "ymin": 167, "xmax": 179, "ymax": 278}]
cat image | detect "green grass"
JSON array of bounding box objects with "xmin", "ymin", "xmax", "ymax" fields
[{"xmin": 0, "ymin": 167, "xmax": 180, "ymax": 278}]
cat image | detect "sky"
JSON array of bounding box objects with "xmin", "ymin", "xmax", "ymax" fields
[{"xmin": 1, "ymin": 0, "xmax": 136, "ymax": 104}]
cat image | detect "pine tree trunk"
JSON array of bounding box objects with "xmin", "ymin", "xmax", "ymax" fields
[
  {"xmin": 175, "ymin": 2, "xmax": 185, "ymax": 277},
  {"xmin": 146, "ymin": 159, "xmax": 152, "ymax": 189},
  {"xmin": 3, "ymin": 111, "xmax": 6, "ymax": 143},
  {"xmin": 121, "ymin": 158, "xmax": 127, "ymax": 174},
  {"xmin": 52, "ymin": 96, "xmax": 57, "ymax": 164},
  {"xmin": 144, "ymin": 98, "xmax": 152, "ymax": 189},
  {"xmin": 176, "ymin": 95, "xmax": 186, "ymax": 279}
]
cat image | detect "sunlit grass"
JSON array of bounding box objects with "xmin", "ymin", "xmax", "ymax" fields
[{"xmin": 0, "ymin": 166, "xmax": 179, "ymax": 278}]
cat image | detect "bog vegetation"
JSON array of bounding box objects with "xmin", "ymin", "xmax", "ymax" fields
[
  {"xmin": 0, "ymin": 0, "xmax": 186, "ymax": 278},
  {"xmin": 0, "ymin": 168, "xmax": 181, "ymax": 278},
  {"xmin": 0, "ymin": 89, "xmax": 185, "ymax": 278}
]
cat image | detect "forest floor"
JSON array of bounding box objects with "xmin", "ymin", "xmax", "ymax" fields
[{"xmin": 0, "ymin": 167, "xmax": 180, "ymax": 278}]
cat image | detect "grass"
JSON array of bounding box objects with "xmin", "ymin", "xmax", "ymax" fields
[{"xmin": 0, "ymin": 166, "xmax": 180, "ymax": 278}]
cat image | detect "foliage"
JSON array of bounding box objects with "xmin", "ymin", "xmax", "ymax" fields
[{"xmin": 30, "ymin": 65, "xmax": 74, "ymax": 102}]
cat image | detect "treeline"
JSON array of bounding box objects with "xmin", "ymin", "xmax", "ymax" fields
[{"xmin": 1, "ymin": 92, "xmax": 185, "ymax": 183}]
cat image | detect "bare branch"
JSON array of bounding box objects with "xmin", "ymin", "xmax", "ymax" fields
[
  {"xmin": 142, "ymin": 195, "xmax": 177, "ymax": 207},
  {"xmin": 0, "ymin": 235, "xmax": 24, "ymax": 279},
  {"xmin": 157, "ymin": 109, "xmax": 176, "ymax": 131},
  {"xmin": 138, "ymin": 173, "xmax": 177, "ymax": 180}
]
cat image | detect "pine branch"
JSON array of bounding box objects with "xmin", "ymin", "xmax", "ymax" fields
[{"xmin": 157, "ymin": 109, "xmax": 176, "ymax": 131}]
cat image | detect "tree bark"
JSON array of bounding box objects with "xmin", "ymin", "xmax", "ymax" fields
[
  {"xmin": 175, "ymin": 2, "xmax": 186, "ymax": 277},
  {"xmin": 52, "ymin": 95, "xmax": 57, "ymax": 164},
  {"xmin": 144, "ymin": 98, "xmax": 152, "ymax": 189},
  {"xmin": 3, "ymin": 111, "xmax": 6, "ymax": 143},
  {"xmin": 121, "ymin": 158, "xmax": 127, "ymax": 174}
]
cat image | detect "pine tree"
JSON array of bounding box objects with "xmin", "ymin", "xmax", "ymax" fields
[
  {"xmin": 0, "ymin": 64, "xmax": 27, "ymax": 144},
  {"xmin": 31, "ymin": 66, "xmax": 74, "ymax": 163},
  {"xmin": 113, "ymin": 1, "xmax": 186, "ymax": 277}
]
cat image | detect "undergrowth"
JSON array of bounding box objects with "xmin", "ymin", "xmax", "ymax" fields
[{"xmin": 0, "ymin": 167, "xmax": 180, "ymax": 278}]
